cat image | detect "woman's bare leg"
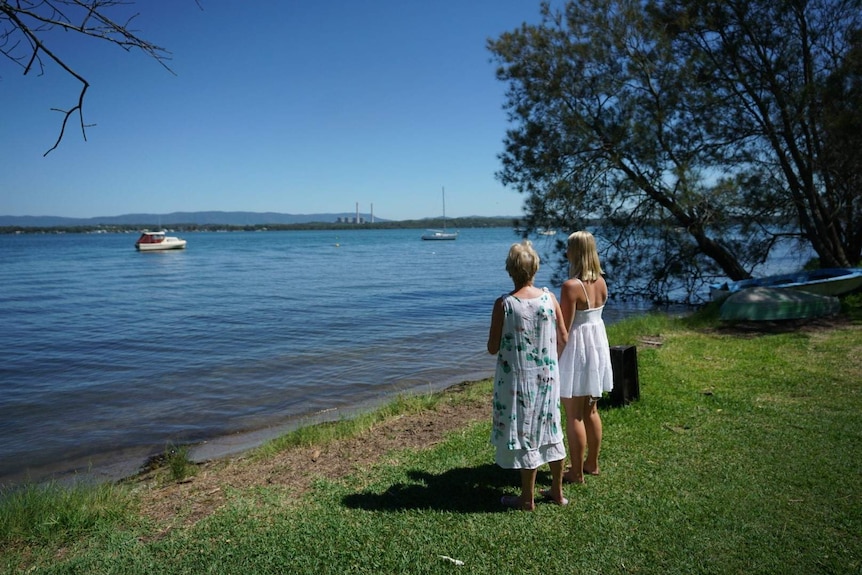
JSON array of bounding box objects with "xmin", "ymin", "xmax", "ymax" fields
[
  {"xmin": 583, "ymin": 397, "xmax": 603, "ymax": 475},
  {"xmin": 518, "ymin": 468, "xmax": 537, "ymax": 510},
  {"xmin": 501, "ymin": 467, "xmax": 537, "ymax": 511},
  {"xmin": 546, "ymin": 458, "xmax": 566, "ymax": 503},
  {"xmin": 561, "ymin": 397, "xmax": 587, "ymax": 483}
]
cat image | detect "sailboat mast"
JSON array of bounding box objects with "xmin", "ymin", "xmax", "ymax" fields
[{"xmin": 442, "ymin": 187, "xmax": 446, "ymax": 230}]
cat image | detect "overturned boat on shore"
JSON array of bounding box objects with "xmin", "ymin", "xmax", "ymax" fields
[
  {"xmin": 719, "ymin": 286, "xmax": 841, "ymax": 322},
  {"xmin": 711, "ymin": 267, "xmax": 862, "ymax": 301}
]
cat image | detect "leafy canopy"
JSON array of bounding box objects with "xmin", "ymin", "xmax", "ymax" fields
[{"xmin": 489, "ymin": 0, "xmax": 862, "ymax": 303}]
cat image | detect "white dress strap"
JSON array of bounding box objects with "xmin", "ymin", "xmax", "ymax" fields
[{"xmin": 577, "ymin": 279, "xmax": 591, "ymax": 309}]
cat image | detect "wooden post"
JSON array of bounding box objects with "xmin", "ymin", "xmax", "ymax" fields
[{"xmin": 608, "ymin": 345, "xmax": 639, "ymax": 407}]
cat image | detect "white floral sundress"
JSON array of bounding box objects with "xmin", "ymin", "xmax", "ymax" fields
[{"xmin": 490, "ymin": 288, "xmax": 565, "ymax": 469}]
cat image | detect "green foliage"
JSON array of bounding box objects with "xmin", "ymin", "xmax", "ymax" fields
[
  {"xmin": 132, "ymin": 443, "xmax": 198, "ymax": 486},
  {"xmin": 165, "ymin": 444, "xmax": 197, "ymax": 483},
  {"xmin": 489, "ymin": 0, "xmax": 862, "ymax": 302},
  {"xmin": 842, "ymin": 291, "xmax": 862, "ymax": 322}
]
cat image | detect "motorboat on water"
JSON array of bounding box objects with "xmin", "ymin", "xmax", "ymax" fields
[{"xmin": 134, "ymin": 230, "xmax": 187, "ymax": 251}]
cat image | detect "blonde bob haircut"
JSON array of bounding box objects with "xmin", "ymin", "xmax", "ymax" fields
[
  {"xmin": 506, "ymin": 240, "xmax": 540, "ymax": 285},
  {"xmin": 567, "ymin": 230, "xmax": 604, "ymax": 281}
]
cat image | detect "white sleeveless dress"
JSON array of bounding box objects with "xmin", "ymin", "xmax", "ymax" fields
[{"xmin": 558, "ymin": 279, "xmax": 614, "ymax": 399}]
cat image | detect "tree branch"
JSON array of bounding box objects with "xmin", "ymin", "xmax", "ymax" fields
[{"xmin": 1, "ymin": 0, "xmax": 180, "ymax": 154}]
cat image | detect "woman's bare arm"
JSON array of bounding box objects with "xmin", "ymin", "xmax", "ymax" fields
[
  {"xmin": 559, "ymin": 279, "xmax": 581, "ymax": 331},
  {"xmin": 487, "ymin": 297, "xmax": 504, "ymax": 355},
  {"xmin": 551, "ymin": 293, "xmax": 568, "ymax": 357}
]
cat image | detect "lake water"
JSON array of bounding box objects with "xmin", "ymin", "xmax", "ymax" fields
[{"xmin": 0, "ymin": 227, "xmax": 809, "ymax": 487}]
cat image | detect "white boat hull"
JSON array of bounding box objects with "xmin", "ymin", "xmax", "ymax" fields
[
  {"xmin": 421, "ymin": 231, "xmax": 458, "ymax": 240},
  {"xmin": 136, "ymin": 239, "xmax": 187, "ymax": 251},
  {"xmin": 135, "ymin": 230, "xmax": 188, "ymax": 251}
]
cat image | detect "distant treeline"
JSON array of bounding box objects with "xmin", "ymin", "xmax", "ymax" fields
[{"xmin": 0, "ymin": 217, "xmax": 522, "ymax": 235}]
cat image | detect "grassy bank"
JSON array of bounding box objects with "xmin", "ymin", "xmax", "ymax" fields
[{"xmin": 2, "ymin": 305, "xmax": 861, "ymax": 574}]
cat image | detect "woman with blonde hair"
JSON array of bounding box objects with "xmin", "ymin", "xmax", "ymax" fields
[
  {"xmin": 558, "ymin": 231, "xmax": 613, "ymax": 484},
  {"xmin": 487, "ymin": 240, "xmax": 569, "ymax": 510}
]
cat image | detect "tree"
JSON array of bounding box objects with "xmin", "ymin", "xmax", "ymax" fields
[
  {"xmin": 489, "ymin": 0, "xmax": 862, "ymax": 303},
  {"xmin": 656, "ymin": 0, "xmax": 862, "ymax": 269},
  {"xmin": 819, "ymin": 27, "xmax": 862, "ymax": 263},
  {"xmin": 0, "ymin": 0, "xmax": 180, "ymax": 155}
]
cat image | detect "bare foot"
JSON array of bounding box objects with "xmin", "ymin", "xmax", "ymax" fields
[
  {"xmin": 563, "ymin": 470, "xmax": 585, "ymax": 484},
  {"xmin": 582, "ymin": 467, "xmax": 600, "ymax": 476},
  {"xmin": 501, "ymin": 495, "xmax": 535, "ymax": 511},
  {"xmin": 540, "ymin": 489, "xmax": 569, "ymax": 506}
]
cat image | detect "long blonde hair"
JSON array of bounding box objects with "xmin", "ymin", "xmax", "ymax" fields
[
  {"xmin": 567, "ymin": 231, "xmax": 604, "ymax": 281},
  {"xmin": 506, "ymin": 240, "xmax": 540, "ymax": 286}
]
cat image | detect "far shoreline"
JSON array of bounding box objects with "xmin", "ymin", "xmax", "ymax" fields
[{"xmin": 0, "ymin": 217, "xmax": 532, "ymax": 235}]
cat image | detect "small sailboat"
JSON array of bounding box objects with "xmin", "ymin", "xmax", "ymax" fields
[{"xmin": 422, "ymin": 187, "xmax": 458, "ymax": 240}]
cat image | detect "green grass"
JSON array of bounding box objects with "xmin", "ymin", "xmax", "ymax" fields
[
  {"xmin": 0, "ymin": 481, "xmax": 141, "ymax": 550},
  {"xmin": 2, "ymin": 307, "xmax": 860, "ymax": 574}
]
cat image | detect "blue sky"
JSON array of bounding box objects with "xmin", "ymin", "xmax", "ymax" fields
[{"xmin": 1, "ymin": 1, "xmax": 547, "ymax": 221}]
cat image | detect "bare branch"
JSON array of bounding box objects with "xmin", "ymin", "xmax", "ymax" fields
[
  {"xmin": 44, "ymin": 84, "xmax": 89, "ymax": 155},
  {"xmin": 1, "ymin": 0, "xmax": 181, "ymax": 154}
]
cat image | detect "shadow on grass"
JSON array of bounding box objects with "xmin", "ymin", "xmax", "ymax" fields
[{"xmin": 342, "ymin": 463, "xmax": 549, "ymax": 513}]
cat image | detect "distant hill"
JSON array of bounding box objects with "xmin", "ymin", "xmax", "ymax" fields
[{"xmin": 0, "ymin": 211, "xmax": 387, "ymax": 228}]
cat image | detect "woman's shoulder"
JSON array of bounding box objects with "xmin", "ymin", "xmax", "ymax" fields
[
  {"xmin": 562, "ymin": 277, "xmax": 588, "ymax": 294},
  {"xmin": 538, "ymin": 286, "xmax": 559, "ymax": 301},
  {"xmin": 562, "ymin": 277, "xmax": 584, "ymax": 290}
]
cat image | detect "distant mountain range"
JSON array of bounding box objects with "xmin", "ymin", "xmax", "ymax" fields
[{"xmin": 0, "ymin": 211, "xmax": 389, "ymax": 228}]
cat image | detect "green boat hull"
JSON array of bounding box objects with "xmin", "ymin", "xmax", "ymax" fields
[{"xmin": 720, "ymin": 286, "xmax": 841, "ymax": 322}]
